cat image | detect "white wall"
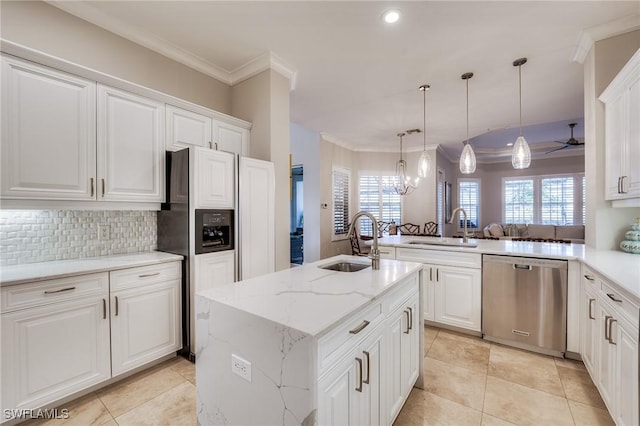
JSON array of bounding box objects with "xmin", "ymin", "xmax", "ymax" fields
[
  {"xmin": 290, "ymin": 123, "xmax": 321, "ymax": 263},
  {"xmin": 451, "ymin": 155, "xmax": 585, "ymax": 230}
]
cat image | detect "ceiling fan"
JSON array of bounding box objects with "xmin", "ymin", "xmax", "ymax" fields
[{"xmin": 545, "ymin": 123, "xmax": 584, "ymax": 154}]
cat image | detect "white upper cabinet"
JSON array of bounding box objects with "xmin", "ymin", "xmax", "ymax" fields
[
  {"xmin": 1, "ymin": 55, "xmax": 97, "ymax": 200},
  {"xmin": 165, "ymin": 104, "xmax": 211, "ymax": 151},
  {"xmin": 214, "ymin": 120, "xmax": 249, "ymax": 156},
  {"xmin": 97, "ymin": 85, "xmax": 165, "ymax": 202},
  {"xmin": 600, "ymin": 48, "xmax": 640, "ymax": 204},
  {"xmin": 193, "ymin": 147, "xmax": 235, "ymax": 209}
]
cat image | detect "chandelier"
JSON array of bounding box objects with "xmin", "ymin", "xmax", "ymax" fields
[{"xmin": 394, "ymin": 132, "xmax": 419, "ymax": 195}]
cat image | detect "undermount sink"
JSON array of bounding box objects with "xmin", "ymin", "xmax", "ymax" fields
[
  {"xmin": 407, "ymin": 239, "xmax": 479, "ymax": 248},
  {"xmin": 319, "ymin": 262, "xmax": 370, "ymax": 272}
]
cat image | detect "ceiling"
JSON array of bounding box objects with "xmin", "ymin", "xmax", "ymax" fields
[{"xmin": 50, "ymin": 1, "xmax": 639, "ymax": 161}]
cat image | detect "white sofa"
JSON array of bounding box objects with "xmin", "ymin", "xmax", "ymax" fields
[{"xmin": 482, "ymin": 223, "xmax": 585, "ymax": 243}]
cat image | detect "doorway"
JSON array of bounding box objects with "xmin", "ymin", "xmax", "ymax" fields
[{"xmin": 290, "ymin": 166, "xmax": 304, "ymax": 264}]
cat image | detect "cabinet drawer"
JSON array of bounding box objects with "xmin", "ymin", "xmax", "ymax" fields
[
  {"xmin": 600, "ymin": 280, "xmax": 639, "ymax": 328},
  {"xmin": 317, "ymin": 301, "xmax": 383, "ymax": 377},
  {"xmin": 396, "ymin": 248, "xmax": 481, "ymax": 268},
  {"xmin": 110, "ymin": 262, "xmax": 180, "ymax": 291},
  {"xmin": 1, "ymin": 273, "xmax": 109, "ymax": 313},
  {"xmin": 385, "ymin": 274, "xmax": 419, "ymax": 314},
  {"xmin": 582, "ymin": 267, "xmax": 598, "ymax": 291},
  {"xmin": 379, "ymin": 246, "xmax": 396, "ymax": 259}
]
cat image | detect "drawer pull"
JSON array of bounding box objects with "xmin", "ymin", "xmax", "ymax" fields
[
  {"xmin": 604, "ymin": 316, "xmax": 612, "ymax": 341},
  {"xmin": 363, "ymin": 351, "xmax": 370, "ymax": 384},
  {"xmin": 403, "ymin": 310, "xmax": 410, "ymax": 334},
  {"xmin": 588, "ymin": 298, "xmax": 595, "ymax": 320},
  {"xmin": 606, "ymin": 293, "xmax": 623, "ymax": 303},
  {"xmin": 139, "ymin": 272, "xmax": 161, "ymax": 278},
  {"xmin": 408, "ymin": 307, "xmax": 413, "ymax": 330},
  {"xmin": 583, "ymin": 274, "xmax": 595, "ymax": 281},
  {"xmin": 102, "ymin": 298, "xmax": 106, "ymax": 319},
  {"xmin": 115, "ymin": 296, "xmax": 119, "ymax": 316},
  {"xmin": 608, "ymin": 318, "xmax": 617, "ymax": 345},
  {"xmin": 349, "ymin": 320, "xmax": 370, "ymax": 335},
  {"xmin": 355, "ymin": 357, "xmax": 363, "ymax": 392},
  {"xmin": 44, "ymin": 286, "xmax": 76, "ymax": 295}
]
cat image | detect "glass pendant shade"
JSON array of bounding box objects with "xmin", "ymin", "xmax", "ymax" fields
[
  {"xmin": 394, "ymin": 133, "xmax": 419, "ymax": 195},
  {"xmin": 417, "ymin": 150, "xmax": 431, "ymax": 178},
  {"xmin": 460, "ymin": 142, "xmax": 477, "ymax": 174},
  {"xmin": 511, "ymin": 135, "xmax": 531, "ymax": 169}
]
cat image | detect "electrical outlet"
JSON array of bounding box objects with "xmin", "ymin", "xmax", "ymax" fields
[
  {"xmin": 98, "ymin": 225, "xmax": 110, "ymax": 241},
  {"xmin": 231, "ymin": 354, "xmax": 251, "ymax": 382}
]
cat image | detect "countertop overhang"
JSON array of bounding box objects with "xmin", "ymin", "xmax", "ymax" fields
[
  {"xmin": 196, "ymin": 255, "xmax": 423, "ymax": 338},
  {"xmin": 377, "ymin": 235, "xmax": 640, "ymax": 304}
]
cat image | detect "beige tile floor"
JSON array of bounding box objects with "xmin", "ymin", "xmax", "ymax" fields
[{"xmin": 25, "ymin": 326, "xmax": 612, "ymax": 426}]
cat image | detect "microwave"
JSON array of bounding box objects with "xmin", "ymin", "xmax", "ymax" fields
[{"xmin": 195, "ymin": 209, "xmax": 234, "ymax": 254}]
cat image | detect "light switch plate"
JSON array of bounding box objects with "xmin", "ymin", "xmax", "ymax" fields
[
  {"xmin": 98, "ymin": 225, "xmax": 110, "ymax": 240},
  {"xmin": 231, "ymin": 354, "xmax": 251, "ymax": 382}
]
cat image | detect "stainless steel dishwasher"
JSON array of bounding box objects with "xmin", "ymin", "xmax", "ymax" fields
[{"xmin": 482, "ymin": 255, "xmax": 568, "ymax": 357}]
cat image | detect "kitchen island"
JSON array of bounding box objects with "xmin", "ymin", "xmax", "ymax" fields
[{"xmin": 195, "ymin": 255, "xmax": 423, "ymax": 425}]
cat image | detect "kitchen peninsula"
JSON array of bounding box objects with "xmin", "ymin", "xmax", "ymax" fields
[{"xmin": 195, "ymin": 255, "xmax": 424, "ymax": 425}]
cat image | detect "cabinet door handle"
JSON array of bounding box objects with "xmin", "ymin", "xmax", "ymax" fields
[
  {"xmin": 607, "ymin": 293, "xmax": 623, "ymax": 303},
  {"xmin": 617, "ymin": 177, "xmax": 622, "ymax": 194},
  {"xmin": 209, "ymin": 141, "xmax": 212, "ymax": 149},
  {"xmin": 621, "ymin": 176, "xmax": 628, "ymax": 193},
  {"xmin": 362, "ymin": 351, "xmax": 370, "ymax": 385},
  {"xmin": 349, "ymin": 320, "xmax": 370, "ymax": 335},
  {"xmin": 583, "ymin": 274, "xmax": 594, "ymax": 281},
  {"xmin": 607, "ymin": 318, "xmax": 617, "ymax": 345},
  {"xmin": 355, "ymin": 357, "xmax": 363, "ymax": 392},
  {"xmin": 102, "ymin": 298, "xmax": 107, "ymax": 319},
  {"xmin": 44, "ymin": 286, "xmax": 76, "ymax": 295},
  {"xmin": 436, "ymin": 268, "xmax": 439, "ymax": 282},
  {"xmin": 604, "ymin": 315, "xmax": 612, "ymax": 341},
  {"xmin": 139, "ymin": 272, "xmax": 160, "ymax": 278},
  {"xmin": 588, "ymin": 298, "xmax": 595, "ymax": 320},
  {"xmin": 115, "ymin": 296, "xmax": 119, "ymax": 316},
  {"xmin": 407, "ymin": 307, "xmax": 413, "ymax": 331},
  {"xmin": 90, "ymin": 178, "xmax": 95, "ymax": 197},
  {"xmin": 101, "ymin": 178, "xmax": 105, "ymax": 197},
  {"xmin": 429, "ymin": 267, "xmax": 433, "ymax": 281},
  {"xmin": 403, "ymin": 310, "xmax": 410, "ymax": 334}
]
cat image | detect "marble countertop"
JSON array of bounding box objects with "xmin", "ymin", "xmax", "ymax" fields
[
  {"xmin": 197, "ymin": 255, "xmax": 423, "ymax": 338},
  {"xmin": 377, "ymin": 235, "xmax": 639, "ymax": 304},
  {"xmin": 0, "ymin": 251, "xmax": 184, "ymax": 286}
]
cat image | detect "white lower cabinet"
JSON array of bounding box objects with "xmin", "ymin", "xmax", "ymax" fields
[
  {"xmin": 1, "ymin": 273, "xmax": 110, "ymax": 414},
  {"xmin": 580, "ymin": 266, "xmax": 639, "ymax": 426},
  {"xmin": 387, "ymin": 290, "xmax": 419, "ymax": 423},
  {"xmin": 317, "ymin": 272, "xmax": 420, "ymax": 426},
  {"xmin": 396, "ymin": 248, "xmax": 481, "ymax": 332},
  {"xmin": 110, "ymin": 262, "xmax": 181, "ymax": 376},
  {"xmin": 0, "ymin": 261, "xmax": 182, "ymax": 420},
  {"xmin": 194, "ymin": 251, "xmax": 235, "ymax": 291}
]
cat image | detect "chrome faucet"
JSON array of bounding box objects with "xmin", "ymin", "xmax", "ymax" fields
[
  {"xmin": 347, "ymin": 211, "xmax": 380, "ymax": 270},
  {"xmin": 449, "ymin": 207, "xmax": 470, "ymax": 244}
]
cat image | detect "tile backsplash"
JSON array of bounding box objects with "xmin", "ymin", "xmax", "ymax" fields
[{"xmin": 0, "ymin": 210, "xmax": 157, "ymax": 266}]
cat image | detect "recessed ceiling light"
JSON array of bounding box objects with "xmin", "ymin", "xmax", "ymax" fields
[{"xmin": 382, "ymin": 9, "xmax": 400, "ymax": 24}]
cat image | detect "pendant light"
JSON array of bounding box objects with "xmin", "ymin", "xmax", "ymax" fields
[
  {"xmin": 394, "ymin": 132, "xmax": 419, "ymax": 195},
  {"xmin": 512, "ymin": 57, "xmax": 531, "ymax": 169},
  {"xmin": 417, "ymin": 84, "xmax": 432, "ymax": 178},
  {"xmin": 459, "ymin": 72, "xmax": 476, "ymax": 174}
]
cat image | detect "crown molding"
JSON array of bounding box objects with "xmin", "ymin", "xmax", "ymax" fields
[
  {"xmin": 572, "ymin": 14, "xmax": 640, "ymax": 64},
  {"xmin": 46, "ymin": 1, "xmax": 297, "ymax": 90}
]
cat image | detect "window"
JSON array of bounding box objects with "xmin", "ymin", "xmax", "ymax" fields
[
  {"xmin": 502, "ymin": 173, "xmax": 585, "ymax": 225},
  {"xmin": 457, "ymin": 179, "xmax": 480, "ymax": 230},
  {"xmin": 358, "ymin": 173, "xmax": 402, "ymax": 236},
  {"xmin": 332, "ymin": 167, "xmax": 350, "ymax": 238}
]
